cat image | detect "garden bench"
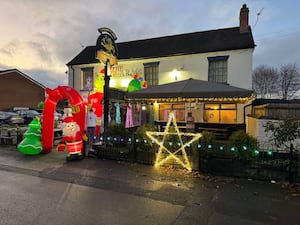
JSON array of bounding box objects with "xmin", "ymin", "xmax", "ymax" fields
[{"xmin": 0, "ymin": 136, "xmax": 13, "ymax": 144}]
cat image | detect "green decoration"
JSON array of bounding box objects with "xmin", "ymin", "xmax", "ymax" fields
[
  {"xmin": 17, "ymin": 117, "xmax": 43, "ymax": 155},
  {"xmin": 37, "ymin": 101, "xmax": 44, "ymax": 109},
  {"xmin": 94, "ymin": 74, "xmax": 104, "ymax": 92},
  {"xmin": 127, "ymin": 79, "xmax": 142, "ymax": 92}
]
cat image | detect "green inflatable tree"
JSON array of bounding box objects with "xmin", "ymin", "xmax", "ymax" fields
[{"xmin": 18, "ymin": 117, "xmax": 42, "ymax": 155}]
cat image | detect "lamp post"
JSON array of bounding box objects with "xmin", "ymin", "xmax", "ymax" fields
[
  {"xmin": 95, "ymin": 27, "xmax": 118, "ymax": 147},
  {"xmin": 103, "ymin": 60, "xmax": 110, "ymax": 147}
]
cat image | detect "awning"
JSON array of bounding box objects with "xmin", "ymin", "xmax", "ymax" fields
[{"xmin": 125, "ymin": 78, "xmax": 254, "ymax": 102}]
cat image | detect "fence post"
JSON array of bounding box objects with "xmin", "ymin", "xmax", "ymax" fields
[
  {"xmin": 191, "ymin": 141, "xmax": 199, "ymax": 171},
  {"xmin": 132, "ymin": 133, "xmax": 137, "ymax": 163},
  {"xmin": 288, "ymin": 143, "xmax": 294, "ymax": 183},
  {"xmin": 16, "ymin": 130, "xmax": 23, "ymax": 146},
  {"xmin": 198, "ymin": 140, "xmax": 202, "ymax": 171}
]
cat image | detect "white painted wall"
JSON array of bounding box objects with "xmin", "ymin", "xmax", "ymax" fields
[
  {"xmin": 68, "ymin": 48, "xmax": 254, "ymax": 92},
  {"xmin": 227, "ymin": 49, "xmax": 253, "ymax": 89}
]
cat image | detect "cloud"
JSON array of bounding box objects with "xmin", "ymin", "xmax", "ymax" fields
[
  {"xmin": 1, "ymin": 0, "xmax": 299, "ymax": 89},
  {"xmin": 0, "ymin": 37, "xmax": 67, "ymax": 72},
  {"xmin": 23, "ymin": 68, "xmax": 68, "ymax": 89}
]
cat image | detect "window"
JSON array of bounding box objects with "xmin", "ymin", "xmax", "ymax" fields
[
  {"xmin": 144, "ymin": 62, "xmax": 159, "ymax": 86},
  {"xmin": 159, "ymin": 103, "xmax": 185, "ymax": 122},
  {"xmin": 81, "ymin": 67, "xmax": 94, "ymax": 91},
  {"xmin": 204, "ymin": 103, "xmax": 236, "ymax": 123},
  {"xmin": 208, "ymin": 56, "xmax": 229, "ymax": 83}
]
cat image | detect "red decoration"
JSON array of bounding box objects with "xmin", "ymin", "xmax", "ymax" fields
[
  {"xmin": 142, "ymin": 81, "xmax": 148, "ymax": 88},
  {"xmin": 88, "ymin": 92, "xmax": 104, "ymax": 136},
  {"xmin": 42, "ymin": 86, "xmax": 86, "ymax": 153}
]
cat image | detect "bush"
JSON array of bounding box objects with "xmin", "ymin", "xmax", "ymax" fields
[
  {"xmin": 264, "ymin": 119, "xmax": 300, "ymax": 148},
  {"xmin": 107, "ymin": 122, "xmax": 129, "ymax": 137},
  {"xmin": 106, "ymin": 122, "xmax": 130, "ymax": 146},
  {"xmin": 198, "ymin": 131, "xmax": 217, "ymax": 158},
  {"xmin": 135, "ymin": 123, "xmax": 157, "ymax": 151},
  {"xmin": 228, "ymin": 130, "xmax": 258, "ymax": 162}
]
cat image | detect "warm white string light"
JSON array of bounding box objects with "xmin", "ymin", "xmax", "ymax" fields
[{"xmin": 146, "ymin": 111, "xmax": 201, "ymax": 171}]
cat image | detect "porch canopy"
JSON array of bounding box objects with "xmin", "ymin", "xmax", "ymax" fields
[{"xmin": 125, "ymin": 78, "xmax": 254, "ymax": 103}]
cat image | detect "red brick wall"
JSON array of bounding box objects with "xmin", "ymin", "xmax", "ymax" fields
[{"xmin": 0, "ymin": 72, "xmax": 45, "ymax": 110}]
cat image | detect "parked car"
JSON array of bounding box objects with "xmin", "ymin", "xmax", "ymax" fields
[
  {"xmin": 0, "ymin": 111, "xmax": 24, "ymax": 125},
  {"xmin": 14, "ymin": 110, "xmax": 41, "ymax": 124},
  {"xmin": 0, "ymin": 111, "xmax": 9, "ymax": 121},
  {"xmin": 38, "ymin": 111, "xmax": 62, "ymax": 121},
  {"xmin": 54, "ymin": 111, "xmax": 63, "ymax": 121}
]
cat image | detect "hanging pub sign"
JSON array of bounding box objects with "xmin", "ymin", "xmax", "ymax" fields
[{"xmin": 95, "ymin": 27, "xmax": 118, "ymax": 65}]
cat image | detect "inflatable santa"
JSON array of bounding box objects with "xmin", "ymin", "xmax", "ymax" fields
[{"xmin": 57, "ymin": 114, "xmax": 84, "ymax": 160}]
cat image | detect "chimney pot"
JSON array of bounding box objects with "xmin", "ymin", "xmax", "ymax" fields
[{"xmin": 240, "ymin": 4, "xmax": 249, "ymax": 33}]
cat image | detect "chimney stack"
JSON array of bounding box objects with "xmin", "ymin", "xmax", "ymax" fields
[{"xmin": 239, "ymin": 4, "xmax": 249, "ymax": 33}]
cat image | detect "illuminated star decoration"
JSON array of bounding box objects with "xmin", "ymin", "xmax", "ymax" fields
[{"xmin": 146, "ymin": 111, "xmax": 201, "ymax": 171}]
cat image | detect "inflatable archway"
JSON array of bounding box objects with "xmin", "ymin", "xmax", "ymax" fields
[
  {"xmin": 88, "ymin": 92, "xmax": 103, "ymax": 136},
  {"xmin": 42, "ymin": 86, "xmax": 86, "ymax": 153}
]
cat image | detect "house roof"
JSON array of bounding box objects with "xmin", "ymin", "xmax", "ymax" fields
[
  {"xmin": 125, "ymin": 78, "xmax": 254, "ymax": 100},
  {"xmin": 67, "ymin": 27, "xmax": 255, "ymax": 66},
  {"xmin": 0, "ymin": 69, "xmax": 46, "ymax": 89}
]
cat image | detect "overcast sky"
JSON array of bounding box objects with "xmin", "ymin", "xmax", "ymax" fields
[{"xmin": 0, "ymin": 0, "xmax": 299, "ymax": 88}]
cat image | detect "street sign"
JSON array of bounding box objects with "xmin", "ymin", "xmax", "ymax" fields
[{"xmin": 95, "ymin": 27, "xmax": 118, "ymax": 65}]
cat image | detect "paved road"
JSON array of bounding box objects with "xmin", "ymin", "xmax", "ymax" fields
[{"xmin": 0, "ymin": 146, "xmax": 299, "ymax": 225}]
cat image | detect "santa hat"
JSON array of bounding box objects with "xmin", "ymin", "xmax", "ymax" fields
[{"xmin": 62, "ymin": 116, "xmax": 75, "ymax": 123}]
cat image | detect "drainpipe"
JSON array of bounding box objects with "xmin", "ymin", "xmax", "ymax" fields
[
  {"xmin": 243, "ymin": 103, "xmax": 252, "ymax": 124},
  {"xmin": 70, "ymin": 66, "xmax": 75, "ymax": 88}
]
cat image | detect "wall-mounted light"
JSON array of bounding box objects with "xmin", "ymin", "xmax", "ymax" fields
[
  {"xmin": 109, "ymin": 79, "xmax": 116, "ymax": 87},
  {"xmin": 170, "ymin": 69, "xmax": 181, "ymax": 80},
  {"xmin": 121, "ymin": 78, "xmax": 130, "ymax": 87}
]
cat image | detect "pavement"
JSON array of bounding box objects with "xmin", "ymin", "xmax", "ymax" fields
[{"xmin": 0, "ymin": 145, "xmax": 300, "ymax": 225}]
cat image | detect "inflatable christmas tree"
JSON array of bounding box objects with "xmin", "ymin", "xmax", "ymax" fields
[{"xmin": 18, "ymin": 117, "xmax": 42, "ymax": 155}]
